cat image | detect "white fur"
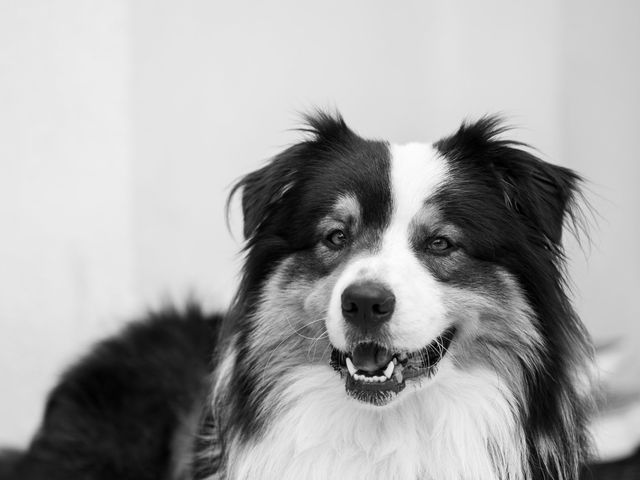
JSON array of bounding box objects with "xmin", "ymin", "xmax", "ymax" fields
[
  {"xmin": 213, "ymin": 342, "xmax": 238, "ymax": 398},
  {"xmin": 327, "ymin": 143, "xmax": 450, "ymax": 351},
  {"xmin": 227, "ymin": 363, "xmax": 527, "ymax": 480},
  {"xmin": 387, "ymin": 143, "xmax": 448, "ymax": 229}
]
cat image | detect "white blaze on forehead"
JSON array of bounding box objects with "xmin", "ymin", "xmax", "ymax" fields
[
  {"xmin": 388, "ymin": 142, "xmax": 448, "ymax": 223},
  {"xmin": 379, "ymin": 143, "xmax": 450, "ymax": 347}
]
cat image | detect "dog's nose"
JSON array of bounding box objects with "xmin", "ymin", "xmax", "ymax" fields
[{"xmin": 341, "ymin": 282, "xmax": 395, "ymax": 327}]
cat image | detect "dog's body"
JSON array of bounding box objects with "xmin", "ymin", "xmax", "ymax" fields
[
  {"xmin": 2, "ymin": 113, "xmax": 597, "ymax": 480},
  {"xmin": 3, "ymin": 307, "xmax": 219, "ymax": 480}
]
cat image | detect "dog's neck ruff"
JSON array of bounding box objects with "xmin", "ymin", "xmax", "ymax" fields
[{"xmin": 224, "ymin": 365, "xmax": 528, "ymax": 480}]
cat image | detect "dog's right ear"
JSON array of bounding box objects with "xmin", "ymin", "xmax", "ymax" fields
[
  {"xmin": 229, "ymin": 110, "xmax": 352, "ymax": 240},
  {"xmin": 228, "ymin": 147, "xmax": 300, "ymax": 240}
]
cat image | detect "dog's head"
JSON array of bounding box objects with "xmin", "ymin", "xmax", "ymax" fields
[{"xmin": 221, "ymin": 111, "xmax": 591, "ymax": 477}]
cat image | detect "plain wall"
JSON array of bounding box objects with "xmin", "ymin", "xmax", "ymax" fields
[
  {"xmin": 1, "ymin": 0, "xmax": 638, "ymax": 445},
  {"xmin": 0, "ymin": 1, "xmax": 134, "ymax": 443},
  {"xmin": 563, "ymin": 0, "xmax": 640, "ymax": 342}
]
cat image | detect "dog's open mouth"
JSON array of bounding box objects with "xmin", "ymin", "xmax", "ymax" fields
[{"xmin": 330, "ymin": 327, "xmax": 456, "ymax": 406}]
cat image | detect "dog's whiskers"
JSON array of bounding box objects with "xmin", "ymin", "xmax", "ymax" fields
[
  {"xmin": 319, "ymin": 342, "xmax": 332, "ymax": 362},
  {"xmin": 285, "ymin": 316, "xmax": 326, "ymax": 340},
  {"xmin": 259, "ymin": 330, "xmax": 303, "ymax": 384},
  {"xmin": 307, "ymin": 330, "xmax": 329, "ymax": 361},
  {"xmin": 260, "ymin": 317, "xmax": 328, "ymax": 383}
]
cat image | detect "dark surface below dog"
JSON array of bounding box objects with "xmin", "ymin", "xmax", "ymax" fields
[{"xmin": 582, "ymin": 449, "xmax": 640, "ymax": 480}]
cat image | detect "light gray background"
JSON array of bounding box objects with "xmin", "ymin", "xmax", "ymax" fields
[{"xmin": 1, "ymin": 0, "xmax": 638, "ymax": 446}]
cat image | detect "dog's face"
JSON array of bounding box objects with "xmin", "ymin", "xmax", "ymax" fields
[
  {"xmin": 213, "ymin": 113, "xmax": 592, "ymax": 480},
  {"xmin": 231, "ymin": 113, "xmax": 581, "ymax": 409}
]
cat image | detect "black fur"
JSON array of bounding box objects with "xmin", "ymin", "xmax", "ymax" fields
[
  {"xmin": 1, "ymin": 306, "xmax": 219, "ymax": 480},
  {"xmin": 0, "ymin": 450, "xmax": 21, "ymax": 480}
]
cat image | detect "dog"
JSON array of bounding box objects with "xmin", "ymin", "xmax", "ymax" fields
[{"xmin": 2, "ymin": 112, "xmax": 595, "ymax": 480}]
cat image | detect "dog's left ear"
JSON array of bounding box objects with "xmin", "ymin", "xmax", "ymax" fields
[
  {"xmin": 437, "ymin": 116, "xmax": 583, "ymax": 246},
  {"xmin": 492, "ymin": 148, "xmax": 581, "ymax": 245}
]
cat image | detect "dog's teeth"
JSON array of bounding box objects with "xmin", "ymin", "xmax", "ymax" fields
[
  {"xmin": 345, "ymin": 357, "xmax": 357, "ymax": 376},
  {"xmin": 350, "ymin": 371, "xmax": 392, "ymax": 383},
  {"xmin": 394, "ymin": 364, "xmax": 404, "ymax": 383},
  {"xmin": 384, "ymin": 360, "xmax": 394, "ymax": 379}
]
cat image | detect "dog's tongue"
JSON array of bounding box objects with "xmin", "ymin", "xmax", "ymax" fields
[{"xmin": 351, "ymin": 343, "xmax": 393, "ymax": 373}]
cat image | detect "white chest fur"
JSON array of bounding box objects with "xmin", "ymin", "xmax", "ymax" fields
[{"xmin": 227, "ymin": 365, "xmax": 527, "ymax": 480}]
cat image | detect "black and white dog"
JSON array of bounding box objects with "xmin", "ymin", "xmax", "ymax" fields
[{"xmin": 2, "ymin": 112, "xmax": 595, "ymax": 480}]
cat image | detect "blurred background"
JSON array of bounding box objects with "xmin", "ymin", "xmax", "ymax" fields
[{"xmin": 1, "ymin": 0, "xmax": 638, "ymax": 461}]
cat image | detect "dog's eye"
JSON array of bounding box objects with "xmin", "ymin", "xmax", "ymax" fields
[
  {"xmin": 325, "ymin": 229, "xmax": 348, "ymax": 249},
  {"xmin": 427, "ymin": 237, "xmax": 453, "ymax": 253}
]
